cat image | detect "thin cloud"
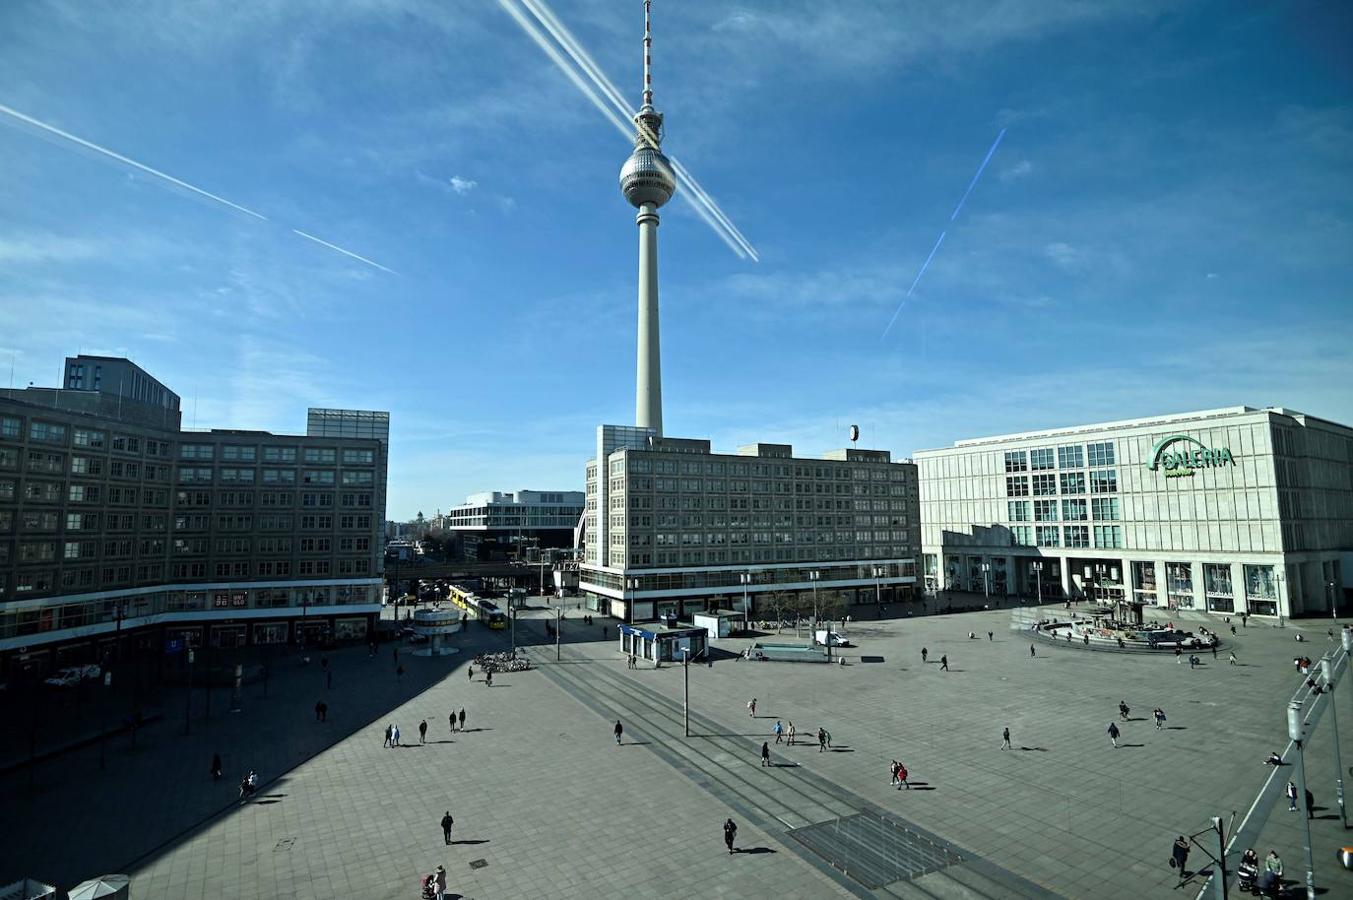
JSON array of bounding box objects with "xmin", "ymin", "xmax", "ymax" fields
[
  {"xmin": 449, "ymin": 175, "xmax": 478, "ymax": 195},
  {"xmin": 291, "ymin": 230, "xmax": 397, "ymax": 275}
]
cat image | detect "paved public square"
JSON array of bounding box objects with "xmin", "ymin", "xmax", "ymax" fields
[{"xmin": 5, "ymin": 600, "xmax": 1353, "ymax": 899}]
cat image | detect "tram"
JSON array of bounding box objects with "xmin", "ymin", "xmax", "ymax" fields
[{"xmin": 448, "ymin": 584, "xmax": 508, "ymax": 629}]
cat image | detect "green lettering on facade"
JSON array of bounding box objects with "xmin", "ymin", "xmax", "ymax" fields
[{"xmin": 1148, "ymin": 434, "xmax": 1236, "ymax": 479}]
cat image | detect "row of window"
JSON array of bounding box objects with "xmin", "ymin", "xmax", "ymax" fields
[
  {"xmin": 176, "ymin": 468, "xmax": 375, "ymax": 486},
  {"xmin": 4, "ymin": 512, "xmax": 374, "ymax": 535},
  {"xmin": 11, "ymin": 536, "xmax": 371, "ymax": 561},
  {"xmin": 1006, "ymin": 470, "xmax": 1116, "ymax": 497},
  {"xmin": 622, "ymin": 457, "xmax": 910, "ymax": 481},
  {"xmin": 1007, "ymin": 524, "xmax": 1123, "ymax": 549},
  {"xmin": 1003, "ymin": 442, "xmax": 1114, "ymax": 473},
  {"xmin": 178, "ymin": 445, "xmax": 374, "ymax": 464},
  {"xmin": 1007, "ymin": 498, "xmax": 1119, "ymax": 522},
  {"xmin": 9, "ymin": 556, "xmax": 375, "ymax": 593},
  {"xmin": 624, "ymin": 545, "xmax": 912, "ymax": 567}
]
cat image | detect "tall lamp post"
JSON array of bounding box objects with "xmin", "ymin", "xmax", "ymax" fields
[
  {"xmin": 739, "ymin": 572, "xmax": 752, "ymax": 632},
  {"xmin": 980, "ymin": 563, "xmax": 991, "ymax": 605},
  {"xmin": 626, "ymin": 577, "xmax": 640, "ymax": 626},
  {"xmin": 1031, "ymin": 561, "xmax": 1043, "ymax": 606},
  {"xmin": 1330, "ymin": 580, "xmax": 1339, "ymax": 622},
  {"xmin": 1320, "ymin": 655, "xmax": 1347, "ymax": 829},
  {"xmin": 807, "ymin": 571, "xmax": 821, "ymax": 639},
  {"xmin": 681, "ymin": 647, "xmax": 690, "ymax": 737},
  {"xmin": 1287, "ymin": 701, "xmax": 1317, "ymax": 900},
  {"xmin": 872, "ymin": 566, "xmax": 885, "ymax": 613}
]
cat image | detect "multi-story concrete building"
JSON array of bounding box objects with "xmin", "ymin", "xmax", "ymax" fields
[
  {"xmin": 581, "ymin": 425, "xmax": 920, "ymax": 622},
  {"xmin": 0, "ymin": 357, "xmax": 388, "ymax": 675},
  {"xmin": 914, "ymin": 407, "xmax": 1353, "ymax": 619},
  {"xmin": 437, "ymin": 490, "xmax": 584, "ymax": 560}
]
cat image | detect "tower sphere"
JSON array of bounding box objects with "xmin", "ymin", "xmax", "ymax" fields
[{"xmin": 620, "ymin": 144, "xmax": 676, "ymax": 209}]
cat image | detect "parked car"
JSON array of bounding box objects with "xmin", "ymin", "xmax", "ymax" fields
[
  {"xmin": 44, "ymin": 665, "xmax": 101, "ymax": 688},
  {"xmin": 813, "ymin": 630, "xmax": 851, "ymax": 647}
]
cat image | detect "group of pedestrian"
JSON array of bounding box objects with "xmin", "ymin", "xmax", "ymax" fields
[
  {"xmin": 626, "ymin": 652, "xmax": 639, "ymax": 669},
  {"xmin": 890, "ymin": 759, "xmax": 910, "ymax": 789},
  {"xmin": 383, "ymin": 723, "xmax": 402, "ymax": 747},
  {"xmin": 313, "ymin": 700, "xmax": 328, "ymax": 722},
  {"xmin": 449, "ymin": 707, "xmax": 466, "ymax": 733}
]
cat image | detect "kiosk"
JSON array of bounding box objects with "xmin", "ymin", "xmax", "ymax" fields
[{"xmin": 618, "ymin": 623, "xmax": 708, "ymax": 665}]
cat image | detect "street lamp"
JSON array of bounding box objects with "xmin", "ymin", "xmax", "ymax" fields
[
  {"xmin": 1320, "ymin": 656, "xmax": 1347, "ymax": 829},
  {"xmin": 739, "ymin": 572, "xmax": 752, "ymax": 632},
  {"xmin": 1287, "ymin": 701, "xmax": 1317, "ymax": 900},
  {"xmin": 808, "ymin": 571, "xmax": 821, "ymax": 636},
  {"xmin": 980, "ymin": 563, "xmax": 990, "ymax": 604},
  {"xmin": 872, "ymin": 566, "xmax": 885, "ymax": 612},
  {"xmin": 1330, "ymin": 581, "xmax": 1339, "ymax": 621},
  {"xmin": 626, "ymin": 577, "xmax": 640, "ymax": 626},
  {"xmin": 1031, "ymin": 561, "xmax": 1043, "ymax": 606},
  {"xmin": 681, "ymin": 647, "xmax": 690, "ymax": 737}
]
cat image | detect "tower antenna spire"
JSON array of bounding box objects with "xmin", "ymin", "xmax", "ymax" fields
[{"xmin": 642, "ymin": 0, "xmax": 653, "ymax": 107}]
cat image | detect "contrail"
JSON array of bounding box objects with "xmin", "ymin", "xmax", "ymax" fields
[
  {"xmin": 291, "ymin": 230, "xmax": 398, "ymax": 275},
  {"xmin": 500, "ymin": 0, "xmax": 758, "ymax": 261},
  {"xmin": 881, "ymin": 128, "xmax": 1007, "ymax": 338},
  {"xmin": 1, "ymin": 102, "xmax": 397, "ymax": 275},
  {"xmin": 881, "ymin": 231, "xmax": 945, "ymax": 339},
  {"xmin": 950, "ymin": 128, "xmax": 1006, "ymax": 221},
  {"xmin": 0, "ymin": 103, "xmax": 268, "ymax": 221}
]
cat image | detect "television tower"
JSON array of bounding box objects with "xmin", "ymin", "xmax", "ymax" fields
[{"xmin": 619, "ymin": 0, "xmax": 676, "ymax": 437}]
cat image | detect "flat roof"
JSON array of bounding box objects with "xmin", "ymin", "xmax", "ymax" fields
[{"xmin": 912, "ymin": 406, "xmax": 1342, "ymax": 455}]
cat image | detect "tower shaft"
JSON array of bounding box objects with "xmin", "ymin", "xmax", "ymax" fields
[{"xmin": 635, "ymin": 202, "xmax": 662, "ymax": 436}]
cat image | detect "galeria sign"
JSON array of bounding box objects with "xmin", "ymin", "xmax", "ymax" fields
[{"xmin": 1148, "ymin": 434, "xmax": 1234, "ymax": 478}]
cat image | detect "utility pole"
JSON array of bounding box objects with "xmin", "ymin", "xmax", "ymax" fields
[
  {"xmin": 556, "ymin": 607, "xmax": 562, "ymax": 661},
  {"xmin": 184, "ymin": 648, "xmax": 194, "ymax": 735},
  {"xmin": 511, "ymin": 603, "xmax": 517, "ymax": 658},
  {"xmin": 682, "ymin": 648, "xmax": 690, "ymax": 737},
  {"xmin": 1321, "ymin": 655, "xmax": 1347, "ymax": 829},
  {"xmin": 1287, "ymin": 701, "xmax": 1317, "ymax": 900}
]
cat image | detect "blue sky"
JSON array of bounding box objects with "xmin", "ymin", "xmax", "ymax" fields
[{"xmin": 2, "ymin": 0, "xmax": 1350, "ymax": 520}]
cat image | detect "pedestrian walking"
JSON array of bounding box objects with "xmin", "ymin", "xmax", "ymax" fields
[
  {"xmin": 485, "ymin": 670, "xmax": 493, "ymax": 687},
  {"xmin": 723, "ymin": 818, "xmax": 738, "ymax": 855},
  {"xmin": 1030, "ymin": 644, "xmax": 1036, "ymax": 658},
  {"xmin": 1175, "ymin": 647, "xmax": 1183, "ymax": 663},
  {"xmin": 773, "ymin": 720, "xmax": 784, "ymax": 744},
  {"xmin": 419, "ymin": 719, "xmax": 428, "ymax": 744},
  {"xmin": 432, "ymin": 864, "xmax": 447, "ymax": 900},
  {"xmin": 468, "ymin": 666, "xmax": 473, "ymax": 682},
  {"xmin": 315, "ymin": 700, "xmax": 327, "ymax": 722},
  {"xmin": 988, "ymin": 631, "xmax": 993, "ymax": 641},
  {"xmin": 211, "ymin": 752, "xmax": 222, "ymax": 780},
  {"xmin": 1286, "ymin": 780, "xmax": 1298, "ymax": 811},
  {"xmin": 458, "ymin": 708, "xmax": 466, "ymax": 732},
  {"xmin": 787, "ymin": 721, "xmax": 796, "ymax": 746},
  {"xmin": 1229, "ymin": 651, "xmax": 1238, "ymax": 666},
  {"xmin": 761, "ymin": 742, "xmax": 771, "ymax": 767},
  {"xmin": 940, "ymin": 654, "xmax": 949, "ymax": 671},
  {"xmin": 890, "ymin": 760, "xmax": 900, "ymax": 785},
  {"xmin": 1001, "ymin": 727, "xmax": 1011, "ymax": 750},
  {"xmin": 449, "ymin": 711, "xmax": 456, "ymax": 734},
  {"xmin": 441, "ymin": 810, "xmax": 454, "ymax": 844},
  {"xmin": 383, "ymin": 724, "xmax": 393, "ymax": 748},
  {"xmin": 825, "ymin": 728, "xmax": 832, "ymax": 748},
  {"xmin": 1153, "ymin": 708, "xmax": 1166, "ymax": 730},
  {"xmin": 392, "ymin": 724, "xmax": 401, "ymax": 746},
  {"xmin": 817, "ymin": 727, "xmax": 827, "ymax": 752},
  {"xmin": 896, "ymin": 762, "xmax": 910, "ymax": 790},
  {"xmin": 1211, "ymin": 645, "xmax": 1217, "ymax": 660},
  {"xmin": 921, "ymin": 647, "xmax": 928, "ymax": 663},
  {"xmin": 1171, "ymin": 835, "xmax": 1190, "ymax": 881},
  {"xmin": 1189, "ymin": 655, "xmax": 1198, "ymax": 669},
  {"xmin": 614, "ymin": 719, "xmax": 624, "ymax": 745},
  {"xmin": 747, "ymin": 698, "xmax": 757, "ymax": 717},
  {"xmin": 1107, "ymin": 722, "xmax": 1120, "ymax": 748}
]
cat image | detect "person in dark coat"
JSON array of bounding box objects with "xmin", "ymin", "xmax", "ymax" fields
[
  {"xmin": 1171, "ymin": 835, "xmax": 1190, "ymax": 881},
  {"xmin": 723, "ymin": 818, "xmax": 737, "ymax": 854},
  {"xmin": 210, "ymin": 753, "xmax": 222, "ymax": 780},
  {"xmin": 760, "ymin": 742, "xmax": 770, "ymax": 766},
  {"xmin": 614, "ymin": 720, "xmax": 623, "ymax": 745},
  {"xmin": 441, "ymin": 810, "xmax": 454, "ymax": 844}
]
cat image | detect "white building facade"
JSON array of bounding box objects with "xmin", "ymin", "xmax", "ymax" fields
[
  {"xmin": 915, "ymin": 407, "xmax": 1353, "ymax": 619},
  {"xmin": 581, "ymin": 425, "xmax": 920, "ymax": 622}
]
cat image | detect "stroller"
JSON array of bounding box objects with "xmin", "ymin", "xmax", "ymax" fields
[
  {"xmin": 1236, "ymin": 850, "xmax": 1259, "ymax": 893},
  {"xmin": 420, "ymin": 873, "xmax": 436, "ymax": 899}
]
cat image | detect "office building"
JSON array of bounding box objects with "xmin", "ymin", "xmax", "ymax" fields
[
  {"xmin": 437, "ymin": 490, "xmax": 584, "ymax": 560},
  {"xmin": 914, "ymin": 406, "xmax": 1353, "ymax": 619},
  {"xmin": 581, "ymin": 426, "xmax": 920, "ymax": 622},
  {"xmin": 0, "ymin": 356, "xmax": 388, "ymax": 675}
]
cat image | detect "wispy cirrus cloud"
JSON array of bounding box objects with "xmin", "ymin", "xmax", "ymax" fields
[{"xmin": 449, "ymin": 175, "xmax": 478, "ymax": 195}]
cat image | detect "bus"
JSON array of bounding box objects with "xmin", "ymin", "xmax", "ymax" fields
[{"xmin": 448, "ymin": 584, "xmax": 508, "ymax": 629}]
